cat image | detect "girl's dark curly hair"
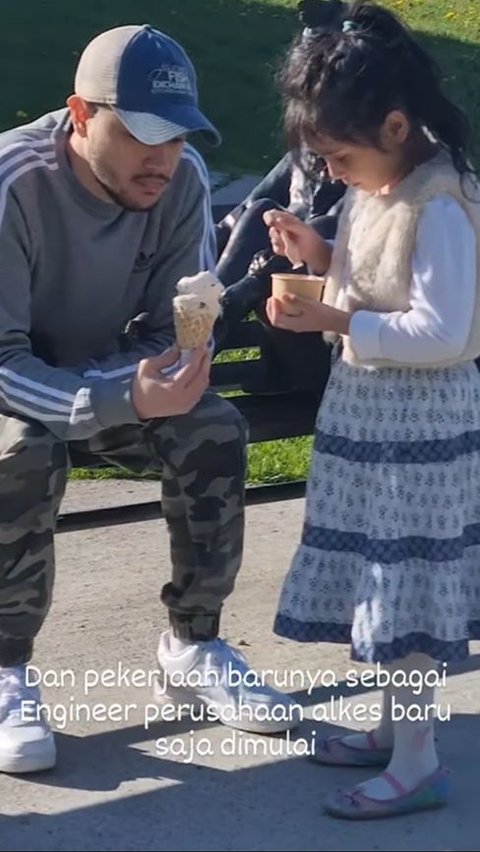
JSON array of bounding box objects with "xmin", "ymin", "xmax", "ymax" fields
[{"xmin": 282, "ymin": 1, "xmax": 474, "ymax": 181}]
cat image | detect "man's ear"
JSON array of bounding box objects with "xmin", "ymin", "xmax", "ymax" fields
[{"xmin": 66, "ymin": 95, "xmax": 93, "ymax": 138}]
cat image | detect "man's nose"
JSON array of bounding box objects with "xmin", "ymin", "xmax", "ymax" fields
[{"xmin": 143, "ymin": 142, "xmax": 179, "ymax": 171}]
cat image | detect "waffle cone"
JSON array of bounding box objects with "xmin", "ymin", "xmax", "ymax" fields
[{"xmin": 173, "ymin": 303, "xmax": 216, "ymax": 349}]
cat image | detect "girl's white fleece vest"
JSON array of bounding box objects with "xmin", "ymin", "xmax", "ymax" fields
[{"xmin": 323, "ymin": 149, "xmax": 480, "ymax": 368}]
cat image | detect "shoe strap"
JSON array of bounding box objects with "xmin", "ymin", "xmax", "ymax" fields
[{"xmin": 380, "ymin": 770, "xmax": 408, "ymax": 797}]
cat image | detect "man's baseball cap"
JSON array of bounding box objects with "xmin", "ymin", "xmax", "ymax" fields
[{"xmin": 74, "ymin": 24, "xmax": 222, "ymax": 146}]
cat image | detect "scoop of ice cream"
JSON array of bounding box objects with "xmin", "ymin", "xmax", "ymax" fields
[
  {"xmin": 175, "ymin": 271, "xmax": 225, "ymax": 319},
  {"xmin": 173, "ymin": 292, "xmax": 206, "ymax": 309}
]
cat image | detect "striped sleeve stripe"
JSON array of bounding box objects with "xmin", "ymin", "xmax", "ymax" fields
[
  {"xmin": 0, "ymin": 366, "xmax": 77, "ymax": 403},
  {"xmin": 0, "ymin": 141, "xmax": 58, "ymax": 228},
  {"xmin": 0, "ymin": 144, "xmax": 96, "ymax": 423},
  {"xmin": 0, "ymin": 365, "xmax": 94, "ymax": 420},
  {"xmin": 0, "ymin": 393, "xmax": 95, "ymax": 425},
  {"xmin": 0, "ymin": 137, "xmax": 57, "ymax": 160},
  {"xmin": 0, "ymin": 370, "xmax": 94, "ymax": 422},
  {"xmin": 83, "ymin": 363, "xmax": 138, "ymax": 380},
  {"xmin": 181, "ymin": 145, "xmax": 216, "ymax": 272},
  {"xmin": 1, "ymin": 382, "xmax": 85, "ymax": 413},
  {"xmin": 183, "ymin": 141, "xmax": 210, "ymax": 183},
  {"xmin": 0, "ymin": 138, "xmax": 57, "ymax": 188},
  {"xmin": 0, "ymin": 147, "xmax": 56, "ymax": 184}
]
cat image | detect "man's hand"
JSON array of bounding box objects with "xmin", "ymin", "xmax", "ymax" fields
[
  {"xmin": 132, "ymin": 345, "xmax": 211, "ymax": 420},
  {"xmin": 266, "ymin": 294, "xmax": 351, "ymax": 335}
]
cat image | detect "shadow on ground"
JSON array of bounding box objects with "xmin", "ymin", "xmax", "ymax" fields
[{"xmin": 2, "ymin": 692, "xmax": 479, "ymax": 851}]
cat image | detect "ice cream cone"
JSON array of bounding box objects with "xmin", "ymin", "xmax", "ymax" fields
[
  {"xmin": 173, "ymin": 297, "xmax": 217, "ymax": 349},
  {"xmin": 172, "ymin": 271, "xmax": 225, "ymax": 365}
]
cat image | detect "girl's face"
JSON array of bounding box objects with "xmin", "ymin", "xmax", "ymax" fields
[{"xmin": 311, "ymin": 111, "xmax": 413, "ymax": 194}]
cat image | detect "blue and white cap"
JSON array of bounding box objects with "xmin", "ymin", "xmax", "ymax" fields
[{"xmin": 74, "ymin": 24, "xmax": 221, "ymax": 146}]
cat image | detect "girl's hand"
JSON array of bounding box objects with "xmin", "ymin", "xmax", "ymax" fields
[
  {"xmin": 266, "ymin": 294, "xmax": 351, "ymax": 335},
  {"xmin": 263, "ymin": 209, "xmax": 332, "ymax": 273}
]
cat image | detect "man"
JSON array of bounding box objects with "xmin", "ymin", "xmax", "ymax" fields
[{"xmin": 0, "ymin": 24, "xmax": 298, "ymax": 774}]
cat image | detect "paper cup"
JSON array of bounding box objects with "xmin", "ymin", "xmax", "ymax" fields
[{"xmin": 271, "ymin": 273, "xmax": 325, "ymax": 301}]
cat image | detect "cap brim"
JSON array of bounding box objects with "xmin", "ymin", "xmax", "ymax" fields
[{"xmin": 114, "ymin": 106, "xmax": 221, "ymax": 147}]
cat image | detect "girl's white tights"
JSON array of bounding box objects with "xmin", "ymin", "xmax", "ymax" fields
[{"xmin": 342, "ymin": 652, "xmax": 440, "ymax": 800}]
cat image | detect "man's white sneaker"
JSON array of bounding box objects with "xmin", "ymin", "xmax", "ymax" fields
[
  {"xmin": 0, "ymin": 665, "xmax": 56, "ymax": 773},
  {"xmin": 155, "ymin": 631, "xmax": 301, "ymax": 734}
]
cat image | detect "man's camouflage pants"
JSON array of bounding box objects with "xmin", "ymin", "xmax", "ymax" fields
[{"xmin": 0, "ymin": 392, "xmax": 248, "ymax": 665}]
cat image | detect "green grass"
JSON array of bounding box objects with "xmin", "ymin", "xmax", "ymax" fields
[
  {"xmin": 1, "ymin": 1, "xmax": 480, "ymax": 173},
  {"xmin": 69, "ymin": 436, "xmax": 315, "ymax": 485},
  {"xmin": 2, "ymin": 0, "xmax": 479, "ymax": 486},
  {"xmin": 248, "ymin": 435, "xmax": 313, "ymax": 484},
  {"xmin": 0, "ymin": 0, "xmax": 300, "ymax": 176}
]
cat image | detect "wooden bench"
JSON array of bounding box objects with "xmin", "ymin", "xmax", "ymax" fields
[{"xmin": 57, "ymin": 318, "xmax": 321, "ymax": 534}]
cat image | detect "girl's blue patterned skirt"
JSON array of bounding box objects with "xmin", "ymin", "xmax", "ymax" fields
[{"xmin": 274, "ymin": 356, "xmax": 480, "ymax": 663}]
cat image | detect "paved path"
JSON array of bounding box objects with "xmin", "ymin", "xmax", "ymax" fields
[{"xmin": 1, "ymin": 482, "xmax": 479, "ymax": 851}]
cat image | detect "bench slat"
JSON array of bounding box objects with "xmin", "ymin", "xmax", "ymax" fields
[
  {"xmin": 57, "ymin": 479, "xmax": 307, "ymax": 533},
  {"xmin": 65, "ymin": 319, "xmax": 321, "ymax": 529}
]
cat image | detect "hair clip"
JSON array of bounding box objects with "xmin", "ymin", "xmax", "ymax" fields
[{"xmin": 342, "ymin": 19, "xmax": 359, "ymax": 33}]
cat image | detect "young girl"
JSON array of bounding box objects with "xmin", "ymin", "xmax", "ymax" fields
[{"xmin": 264, "ymin": 0, "xmax": 480, "ymax": 820}]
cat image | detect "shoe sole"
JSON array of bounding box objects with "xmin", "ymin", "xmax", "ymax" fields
[
  {"xmin": 153, "ymin": 681, "xmax": 300, "ymax": 735},
  {"xmin": 0, "ymin": 736, "xmax": 56, "ymax": 774},
  {"xmin": 324, "ymin": 768, "xmax": 452, "ymax": 820},
  {"xmin": 324, "ymin": 797, "xmax": 448, "ymax": 820}
]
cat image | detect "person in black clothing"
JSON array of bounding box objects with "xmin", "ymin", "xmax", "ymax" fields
[{"xmin": 213, "ymin": 1, "xmax": 347, "ymax": 394}]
